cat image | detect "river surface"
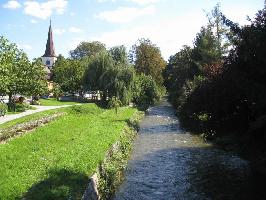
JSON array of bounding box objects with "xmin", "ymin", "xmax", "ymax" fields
[{"xmin": 114, "ymin": 98, "xmax": 263, "ymax": 200}]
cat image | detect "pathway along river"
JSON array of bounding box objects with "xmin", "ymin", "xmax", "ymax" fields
[{"xmin": 114, "ymin": 98, "xmax": 264, "ymax": 200}]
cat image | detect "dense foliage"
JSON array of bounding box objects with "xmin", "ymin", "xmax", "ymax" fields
[
  {"xmin": 130, "ymin": 38, "xmax": 166, "ymax": 85},
  {"xmin": 165, "ymin": 4, "xmax": 266, "ymax": 154},
  {"xmin": 0, "ymin": 101, "xmax": 7, "ymax": 116},
  {"xmin": 132, "ymin": 73, "xmax": 162, "ymax": 110},
  {"xmin": 53, "ymin": 55, "xmax": 86, "ymax": 95},
  {"xmin": 69, "ymin": 41, "xmax": 106, "ymax": 59},
  {"xmin": 0, "ymin": 36, "xmax": 47, "ymax": 106},
  {"xmin": 53, "ymin": 42, "xmax": 164, "ymax": 109}
]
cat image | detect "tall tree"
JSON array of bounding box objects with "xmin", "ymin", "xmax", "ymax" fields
[
  {"xmin": 53, "ymin": 55, "xmax": 86, "ymax": 95},
  {"xmin": 163, "ymin": 45, "xmax": 199, "ymax": 104},
  {"xmin": 192, "ymin": 26, "xmax": 222, "ymax": 71},
  {"xmin": 205, "ymin": 3, "xmax": 231, "ymax": 56},
  {"xmin": 84, "ymin": 51, "xmax": 134, "ymax": 104},
  {"xmin": 109, "ymin": 45, "xmax": 128, "ymax": 65},
  {"xmin": 0, "ymin": 36, "xmax": 47, "ymax": 105},
  {"xmin": 70, "ymin": 41, "xmax": 106, "ymax": 59},
  {"xmin": 130, "ymin": 38, "xmax": 166, "ymax": 85}
]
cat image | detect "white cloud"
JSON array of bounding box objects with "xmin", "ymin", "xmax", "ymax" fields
[
  {"xmin": 70, "ymin": 12, "xmax": 75, "ymax": 16},
  {"xmin": 92, "ymin": 10, "xmax": 207, "ymax": 60},
  {"xmin": 24, "ymin": 0, "xmax": 68, "ymax": 20},
  {"xmin": 18, "ymin": 44, "xmax": 33, "ymax": 50},
  {"xmin": 96, "ymin": 5, "xmax": 156, "ymax": 24},
  {"xmin": 30, "ymin": 19, "xmax": 38, "ymax": 24},
  {"xmin": 54, "ymin": 28, "xmax": 66, "ymax": 35},
  {"xmin": 69, "ymin": 27, "xmax": 83, "ymax": 33},
  {"xmin": 3, "ymin": 0, "xmax": 21, "ymax": 9}
]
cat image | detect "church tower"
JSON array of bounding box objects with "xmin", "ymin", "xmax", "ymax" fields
[{"xmin": 42, "ymin": 20, "xmax": 57, "ymax": 79}]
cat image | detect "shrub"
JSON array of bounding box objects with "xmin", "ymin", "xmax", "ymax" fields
[
  {"xmin": 132, "ymin": 74, "xmax": 162, "ymax": 110},
  {"xmin": 14, "ymin": 103, "xmax": 32, "ymax": 112},
  {"xmin": 0, "ymin": 102, "xmax": 8, "ymax": 116},
  {"xmin": 108, "ymin": 97, "xmax": 122, "ymax": 114}
]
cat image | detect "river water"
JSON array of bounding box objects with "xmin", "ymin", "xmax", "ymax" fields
[{"xmin": 114, "ymin": 99, "xmax": 263, "ymax": 200}]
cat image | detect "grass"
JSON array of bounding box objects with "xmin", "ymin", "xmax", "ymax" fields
[
  {"xmin": 6, "ymin": 105, "xmax": 36, "ymax": 115},
  {"xmin": 39, "ymin": 98, "xmax": 81, "ymax": 106},
  {"xmin": 0, "ymin": 103, "xmax": 139, "ymax": 200},
  {"xmin": 0, "ymin": 108, "xmax": 67, "ymax": 130}
]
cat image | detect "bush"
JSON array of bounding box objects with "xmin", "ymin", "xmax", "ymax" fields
[
  {"xmin": 108, "ymin": 97, "xmax": 122, "ymax": 108},
  {"xmin": 14, "ymin": 103, "xmax": 32, "ymax": 112},
  {"xmin": 108, "ymin": 97, "xmax": 122, "ymax": 114},
  {"xmin": 0, "ymin": 102, "xmax": 8, "ymax": 116},
  {"xmin": 132, "ymin": 74, "xmax": 162, "ymax": 110},
  {"xmin": 51, "ymin": 83, "xmax": 63, "ymax": 99}
]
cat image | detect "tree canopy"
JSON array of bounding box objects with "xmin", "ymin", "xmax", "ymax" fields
[
  {"xmin": 70, "ymin": 41, "xmax": 106, "ymax": 59},
  {"xmin": 53, "ymin": 55, "xmax": 86, "ymax": 94},
  {"xmin": 0, "ymin": 36, "xmax": 47, "ymax": 103},
  {"xmin": 130, "ymin": 38, "xmax": 166, "ymax": 85}
]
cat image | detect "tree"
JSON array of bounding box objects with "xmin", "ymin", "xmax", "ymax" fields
[
  {"xmin": 84, "ymin": 51, "xmax": 135, "ymax": 105},
  {"xmin": 0, "ymin": 36, "xmax": 47, "ymax": 106},
  {"xmin": 205, "ymin": 3, "xmax": 231, "ymax": 56},
  {"xmin": 109, "ymin": 45, "xmax": 128, "ymax": 65},
  {"xmin": 53, "ymin": 55, "xmax": 86, "ymax": 95},
  {"xmin": 70, "ymin": 41, "xmax": 106, "ymax": 59},
  {"xmin": 25, "ymin": 58, "xmax": 48, "ymax": 97},
  {"xmin": 130, "ymin": 38, "xmax": 166, "ymax": 85},
  {"xmin": 132, "ymin": 73, "xmax": 161, "ymax": 110},
  {"xmin": 163, "ymin": 45, "xmax": 199, "ymax": 105},
  {"xmin": 83, "ymin": 51, "xmax": 114, "ymax": 92},
  {"xmin": 192, "ymin": 26, "xmax": 222, "ymax": 70}
]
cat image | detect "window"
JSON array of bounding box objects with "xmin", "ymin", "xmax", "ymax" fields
[{"xmin": 46, "ymin": 60, "xmax": 51, "ymax": 65}]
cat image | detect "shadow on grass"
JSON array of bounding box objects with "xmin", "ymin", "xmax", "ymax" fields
[{"xmin": 21, "ymin": 168, "xmax": 88, "ymax": 200}]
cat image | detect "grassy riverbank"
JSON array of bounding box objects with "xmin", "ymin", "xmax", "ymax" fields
[{"xmin": 0, "ymin": 103, "xmax": 140, "ymax": 200}]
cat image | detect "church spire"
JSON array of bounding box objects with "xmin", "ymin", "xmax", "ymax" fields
[{"xmin": 43, "ymin": 19, "xmax": 56, "ymax": 57}]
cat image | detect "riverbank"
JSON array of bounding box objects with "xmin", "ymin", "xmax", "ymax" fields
[
  {"xmin": 83, "ymin": 111, "xmax": 144, "ymax": 200},
  {"xmin": 0, "ymin": 104, "xmax": 140, "ymax": 200}
]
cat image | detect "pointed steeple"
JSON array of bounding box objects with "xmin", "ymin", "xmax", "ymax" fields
[{"xmin": 43, "ymin": 19, "xmax": 56, "ymax": 57}]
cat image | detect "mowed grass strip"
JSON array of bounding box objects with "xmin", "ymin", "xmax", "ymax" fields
[
  {"xmin": 39, "ymin": 98, "xmax": 81, "ymax": 106},
  {"xmin": 0, "ymin": 104, "xmax": 138, "ymax": 200},
  {"xmin": 0, "ymin": 108, "xmax": 68, "ymax": 130}
]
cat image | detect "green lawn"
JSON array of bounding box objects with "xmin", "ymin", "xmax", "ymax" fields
[
  {"xmin": 0, "ymin": 108, "xmax": 66, "ymax": 130},
  {"xmin": 39, "ymin": 98, "xmax": 81, "ymax": 106},
  {"xmin": 0, "ymin": 104, "xmax": 139, "ymax": 200},
  {"xmin": 6, "ymin": 104, "xmax": 36, "ymax": 115}
]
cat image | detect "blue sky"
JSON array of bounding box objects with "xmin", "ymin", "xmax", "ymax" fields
[{"xmin": 0, "ymin": 0, "xmax": 264, "ymax": 61}]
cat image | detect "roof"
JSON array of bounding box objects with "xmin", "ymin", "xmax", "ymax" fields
[{"xmin": 42, "ymin": 20, "xmax": 56, "ymax": 57}]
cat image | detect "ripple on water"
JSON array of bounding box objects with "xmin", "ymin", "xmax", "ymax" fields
[{"xmin": 114, "ymin": 99, "xmax": 261, "ymax": 200}]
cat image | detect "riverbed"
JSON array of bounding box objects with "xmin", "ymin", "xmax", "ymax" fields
[{"xmin": 114, "ymin": 98, "xmax": 263, "ymax": 200}]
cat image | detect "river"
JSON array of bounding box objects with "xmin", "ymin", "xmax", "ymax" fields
[{"xmin": 114, "ymin": 98, "xmax": 263, "ymax": 200}]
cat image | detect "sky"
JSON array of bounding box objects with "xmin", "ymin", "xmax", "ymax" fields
[{"xmin": 0, "ymin": 0, "xmax": 265, "ymax": 61}]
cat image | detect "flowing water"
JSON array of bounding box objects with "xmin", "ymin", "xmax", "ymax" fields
[{"xmin": 114, "ymin": 98, "xmax": 263, "ymax": 200}]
